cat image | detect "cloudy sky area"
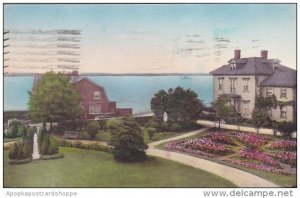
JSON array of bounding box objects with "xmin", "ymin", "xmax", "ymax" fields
[{"xmin": 4, "ymin": 4, "xmax": 296, "ymax": 73}]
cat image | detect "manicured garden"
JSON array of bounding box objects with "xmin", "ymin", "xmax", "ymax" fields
[
  {"xmin": 163, "ymin": 129, "xmax": 297, "ymax": 187},
  {"xmin": 4, "ymin": 147, "xmax": 236, "ymax": 187}
]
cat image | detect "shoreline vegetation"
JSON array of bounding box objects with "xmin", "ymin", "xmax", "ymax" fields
[{"xmin": 4, "ymin": 72, "xmax": 210, "ymax": 77}]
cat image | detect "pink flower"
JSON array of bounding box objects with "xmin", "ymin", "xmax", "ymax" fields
[
  {"xmin": 270, "ymin": 140, "xmax": 296, "ymax": 151},
  {"xmin": 211, "ymin": 132, "xmax": 235, "ymax": 145},
  {"xmin": 235, "ymin": 132, "xmax": 267, "ymax": 147},
  {"xmin": 239, "ymin": 149, "xmax": 279, "ymax": 167}
]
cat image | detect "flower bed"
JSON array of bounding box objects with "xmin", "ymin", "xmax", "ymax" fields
[
  {"xmin": 184, "ymin": 138, "xmax": 232, "ymax": 155},
  {"xmin": 165, "ymin": 138, "xmax": 232, "ymax": 156},
  {"xmin": 235, "ymin": 133, "xmax": 267, "ymax": 147},
  {"xmin": 165, "ymin": 141, "xmax": 218, "ymax": 158},
  {"xmin": 273, "ymin": 151, "xmax": 296, "ymax": 166},
  {"xmin": 269, "ymin": 140, "xmax": 296, "ymax": 151},
  {"xmin": 163, "ymin": 130, "xmax": 296, "ymax": 176},
  {"xmin": 239, "ymin": 149, "xmax": 279, "ymax": 167},
  {"xmin": 223, "ymin": 158, "xmax": 291, "ymax": 175},
  {"xmin": 211, "ymin": 132, "xmax": 235, "ymax": 145}
]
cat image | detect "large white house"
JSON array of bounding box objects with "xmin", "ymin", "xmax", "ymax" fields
[{"xmin": 210, "ymin": 50, "xmax": 296, "ymax": 122}]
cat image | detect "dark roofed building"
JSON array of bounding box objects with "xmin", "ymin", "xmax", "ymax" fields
[{"xmin": 210, "ymin": 50, "xmax": 296, "ymax": 122}]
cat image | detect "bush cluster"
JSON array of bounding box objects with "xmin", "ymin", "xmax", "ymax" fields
[
  {"xmin": 56, "ymin": 139, "xmax": 114, "ymax": 154},
  {"xmin": 40, "ymin": 153, "xmax": 64, "ymax": 160},
  {"xmin": 9, "ymin": 158, "xmax": 32, "ymax": 164},
  {"xmin": 39, "ymin": 130, "xmax": 59, "ymax": 155},
  {"xmin": 86, "ymin": 121, "xmax": 100, "ymax": 139},
  {"xmin": 5, "ymin": 122, "xmax": 37, "ymax": 139},
  {"xmin": 8, "ymin": 140, "xmax": 32, "ymax": 160}
]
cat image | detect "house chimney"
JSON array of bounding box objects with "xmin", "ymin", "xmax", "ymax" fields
[
  {"xmin": 261, "ymin": 50, "xmax": 268, "ymax": 59},
  {"xmin": 234, "ymin": 49, "xmax": 241, "ymax": 59},
  {"xmin": 71, "ymin": 70, "xmax": 78, "ymax": 76}
]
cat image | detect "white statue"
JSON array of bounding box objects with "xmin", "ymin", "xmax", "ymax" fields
[
  {"xmin": 163, "ymin": 112, "xmax": 168, "ymax": 122},
  {"xmin": 32, "ymin": 133, "xmax": 40, "ymax": 160}
]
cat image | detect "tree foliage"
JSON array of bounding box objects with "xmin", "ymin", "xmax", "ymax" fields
[
  {"xmin": 252, "ymin": 108, "xmax": 269, "ymax": 134},
  {"xmin": 86, "ymin": 121, "xmax": 100, "ymax": 139},
  {"xmin": 212, "ymin": 95, "xmax": 238, "ymax": 126},
  {"xmin": 151, "ymin": 87, "xmax": 203, "ymax": 128},
  {"xmin": 277, "ymin": 121, "xmax": 296, "ymax": 140},
  {"xmin": 113, "ymin": 117, "xmax": 148, "ymax": 162},
  {"xmin": 28, "ymin": 72, "xmax": 84, "ymax": 131}
]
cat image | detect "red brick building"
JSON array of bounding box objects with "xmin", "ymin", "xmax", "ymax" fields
[{"xmin": 33, "ymin": 71, "xmax": 132, "ymax": 119}]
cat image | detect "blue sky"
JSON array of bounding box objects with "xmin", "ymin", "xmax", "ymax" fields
[{"xmin": 4, "ymin": 4, "xmax": 296, "ymax": 73}]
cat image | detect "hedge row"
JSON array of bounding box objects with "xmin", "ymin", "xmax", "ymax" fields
[
  {"xmin": 9, "ymin": 158, "xmax": 32, "ymax": 165},
  {"xmin": 40, "ymin": 153, "xmax": 64, "ymax": 160},
  {"xmin": 56, "ymin": 139, "xmax": 114, "ymax": 154}
]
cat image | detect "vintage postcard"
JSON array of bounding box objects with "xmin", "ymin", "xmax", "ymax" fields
[{"xmin": 2, "ymin": 3, "xmax": 297, "ymax": 193}]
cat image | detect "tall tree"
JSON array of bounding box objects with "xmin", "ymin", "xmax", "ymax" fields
[
  {"xmin": 212, "ymin": 95, "xmax": 238, "ymax": 128},
  {"xmin": 151, "ymin": 87, "xmax": 203, "ymax": 128},
  {"xmin": 28, "ymin": 72, "xmax": 83, "ymax": 132}
]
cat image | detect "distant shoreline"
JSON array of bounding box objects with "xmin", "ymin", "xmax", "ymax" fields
[{"xmin": 4, "ymin": 72, "xmax": 210, "ymax": 77}]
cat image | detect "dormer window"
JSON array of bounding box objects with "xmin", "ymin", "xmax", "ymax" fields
[
  {"xmin": 273, "ymin": 63, "xmax": 279, "ymax": 70},
  {"xmin": 230, "ymin": 62, "xmax": 236, "ymax": 70}
]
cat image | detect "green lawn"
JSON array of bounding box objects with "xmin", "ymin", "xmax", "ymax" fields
[
  {"xmin": 4, "ymin": 137, "xmax": 22, "ymax": 143},
  {"xmin": 4, "ymin": 147, "xmax": 236, "ymax": 187}
]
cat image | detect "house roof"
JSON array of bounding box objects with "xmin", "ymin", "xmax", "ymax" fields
[
  {"xmin": 70, "ymin": 76, "xmax": 87, "ymax": 84},
  {"xmin": 210, "ymin": 56, "xmax": 296, "ymax": 88},
  {"xmin": 260, "ymin": 65, "xmax": 296, "ymax": 87},
  {"xmin": 209, "ymin": 57, "xmax": 274, "ymax": 75},
  {"xmin": 32, "ymin": 74, "xmax": 104, "ymax": 90}
]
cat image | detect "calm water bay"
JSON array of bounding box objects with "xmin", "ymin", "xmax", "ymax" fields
[{"xmin": 4, "ymin": 75, "xmax": 213, "ymax": 113}]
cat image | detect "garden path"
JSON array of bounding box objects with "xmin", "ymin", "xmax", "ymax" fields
[
  {"xmin": 196, "ymin": 120, "xmax": 296, "ymax": 138},
  {"xmin": 146, "ymin": 128, "xmax": 279, "ymax": 187}
]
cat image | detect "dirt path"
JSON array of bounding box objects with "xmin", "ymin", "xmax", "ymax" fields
[{"xmin": 147, "ymin": 128, "xmax": 279, "ymax": 187}]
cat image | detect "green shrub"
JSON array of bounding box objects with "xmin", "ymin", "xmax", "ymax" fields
[
  {"xmin": 9, "ymin": 158, "xmax": 32, "ymax": 164},
  {"xmin": 169, "ymin": 122, "xmax": 182, "ymax": 132},
  {"xmin": 20, "ymin": 141, "xmax": 32, "ymax": 159},
  {"xmin": 56, "ymin": 139, "xmax": 114, "ymax": 154},
  {"xmin": 17, "ymin": 125, "xmax": 27, "ymax": 137},
  {"xmin": 39, "ymin": 133, "xmax": 59, "ymax": 155},
  {"xmin": 114, "ymin": 133, "xmax": 148, "ymax": 162},
  {"xmin": 41, "ymin": 134, "xmax": 50, "ymax": 155},
  {"xmin": 40, "ymin": 153, "xmax": 64, "ymax": 160},
  {"xmin": 147, "ymin": 127, "xmax": 157, "ymax": 140},
  {"xmin": 86, "ymin": 121, "xmax": 100, "ymax": 139},
  {"xmin": 78, "ymin": 131, "xmax": 90, "ymax": 140},
  {"xmin": 145, "ymin": 118, "xmax": 161, "ymax": 130},
  {"xmin": 48, "ymin": 137, "xmax": 59, "ymax": 155},
  {"xmin": 6, "ymin": 125, "xmax": 18, "ymax": 138},
  {"xmin": 8, "ymin": 142, "xmax": 20, "ymax": 159},
  {"xmin": 8, "ymin": 141, "xmax": 32, "ymax": 160}
]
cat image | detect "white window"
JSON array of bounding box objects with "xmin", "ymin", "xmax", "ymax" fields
[
  {"xmin": 218, "ymin": 78, "xmax": 223, "ymax": 90},
  {"xmin": 94, "ymin": 91, "xmax": 101, "ymax": 100},
  {"xmin": 230, "ymin": 78, "xmax": 236, "ymax": 93},
  {"xmin": 280, "ymin": 106, "xmax": 287, "ymax": 119},
  {"xmin": 230, "ymin": 63, "xmax": 236, "ymax": 70},
  {"xmin": 280, "ymin": 89, "xmax": 287, "ymax": 98},
  {"xmin": 243, "ymin": 78, "xmax": 250, "ymax": 92},
  {"xmin": 89, "ymin": 105, "xmax": 101, "ymax": 114},
  {"xmin": 266, "ymin": 88, "xmax": 273, "ymax": 97}
]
